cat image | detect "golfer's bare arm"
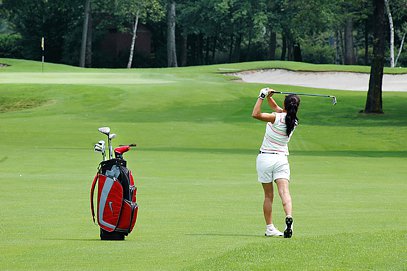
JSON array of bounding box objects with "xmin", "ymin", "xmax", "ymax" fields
[
  {"xmin": 252, "ymin": 98, "xmax": 276, "ymax": 123},
  {"xmin": 267, "ymin": 91, "xmax": 284, "ymax": 113}
]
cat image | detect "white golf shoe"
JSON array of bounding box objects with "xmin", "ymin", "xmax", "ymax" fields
[{"xmin": 265, "ymin": 225, "xmax": 283, "ymax": 237}]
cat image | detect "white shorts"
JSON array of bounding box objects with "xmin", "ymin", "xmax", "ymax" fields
[{"xmin": 256, "ymin": 153, "xmax": 290, "ymax": 183}]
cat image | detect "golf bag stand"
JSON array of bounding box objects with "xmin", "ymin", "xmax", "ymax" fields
[{"xmin": 90, "ymin": 158, "xmax": 138, "ymax": 240}]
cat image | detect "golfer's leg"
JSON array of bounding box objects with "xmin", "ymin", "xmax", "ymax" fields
[
  {"xmin": 275, "ymin": 179, "xmax": 292, "ymax": 216},
  {"xmin": 262, "ymin": 183, "xmax": 274, "ymax": 225}
]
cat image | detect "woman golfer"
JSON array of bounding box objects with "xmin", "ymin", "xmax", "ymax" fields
[{"xmin": 252, "ymin": 88, "xmax": 300, "ymax": 238}]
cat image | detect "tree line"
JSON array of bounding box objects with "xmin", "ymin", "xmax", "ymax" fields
[{"xmin": 0, "ymin": 0, "xmax": 406, "ymax": 69}]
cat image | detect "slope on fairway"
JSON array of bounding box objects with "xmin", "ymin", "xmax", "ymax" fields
[{"xmin": 0, "ymin": 59, "xmax": 406, "ymax": 270}]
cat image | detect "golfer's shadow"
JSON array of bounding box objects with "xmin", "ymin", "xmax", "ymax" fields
[
  {"xmin": 44, "ymin": 238, "xmax": 103, "ymax": 242},
  {"xmin": 186, "ymin": 233, "xmax": 262, "ymax": 238}
]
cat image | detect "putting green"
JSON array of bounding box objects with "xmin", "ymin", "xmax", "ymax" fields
[
  {"xmin": 0, "ymin": 58, "xmax": 406, "ymax": 270},
  {"xmin": 0, "ymin": 72, "xmax": 176, "ymax": 85}
]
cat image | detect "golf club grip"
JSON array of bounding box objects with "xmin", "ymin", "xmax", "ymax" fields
[{"xmin": 119, "ymin": 144, "xmax": 137, "ymax": 147}]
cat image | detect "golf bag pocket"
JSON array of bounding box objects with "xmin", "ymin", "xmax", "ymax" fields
[
  {"xmin": 96, "ymin": 174, "xmax": 123, "ymax": 232},
  {"xmin": 116, "ymin": 200, "xmax": 139, "ymax": 233},
  {"xmin": 130, "ymin": 185, "xmax": 137, "ymax": 202}
]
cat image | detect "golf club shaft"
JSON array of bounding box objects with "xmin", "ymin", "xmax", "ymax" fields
[
  {"xmin": 109, "ymin": 138, "xmax": 113, "ymax": 159},
  {"xmin": 270, "ymin": 90, "xmax": 337, "ymax": 105},
  {"xmin": 271, "ymin": 91, "xmax": 333, "ymax": 99}
]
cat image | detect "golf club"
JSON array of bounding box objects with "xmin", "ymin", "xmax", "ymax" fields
[
  {"xmin": 108, "ymin": 133, "xmax": 116, "ymax": 159},
  {"xmin": 94, "ymin": 140, "xmax": 106, "ymax": 161},
  {"xmin": 98, "ymin": 127, "xmax": 112, "ymax": 159},
  {"xmin": 98, "ymin": 127, "xmax": 110, "ymax": 135},
  {"xmin": 270, "ymin": 90, "xmax": 337, "ymax": 105}
]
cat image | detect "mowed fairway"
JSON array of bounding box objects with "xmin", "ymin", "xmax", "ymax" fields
[{"xmin": 0, "ymin": 58, "xmax": 406, "ymax": 270}]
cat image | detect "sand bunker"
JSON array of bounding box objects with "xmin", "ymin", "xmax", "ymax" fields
[{"xmin": 232, "ymin": 69, "xmax": 407, "ymax": 92}]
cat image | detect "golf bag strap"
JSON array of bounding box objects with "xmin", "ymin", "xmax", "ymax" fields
[{"xmin": 90, "ymin": 174, "xmax": 99, "ymax": 224}]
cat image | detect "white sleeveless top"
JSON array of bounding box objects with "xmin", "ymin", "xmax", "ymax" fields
[{"xmin": 259, "ymin": 112, "xmax": 295, "ymax": 155}]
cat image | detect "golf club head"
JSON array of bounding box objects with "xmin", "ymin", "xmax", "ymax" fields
[
  {"xmin": 332, "ymin": 96, "xmax": 337, "ymax": 105},
  {"xmin": 94, "ymin": 144, "xmax": 103, "ymax": 152},
  {"xmin": 109, "ymin": 133, "xmax": 116, "ymax": 140},
  {"xmin": 98, "ymin": 140, "xmax": 106, "ymax": 149},
  {"xmin": 98, "ymin": 127, "xmax": 110, "ymax": 135},
  {"xmin": 94, "ymin": 144, "xmax": 106, "ymax": 161}
]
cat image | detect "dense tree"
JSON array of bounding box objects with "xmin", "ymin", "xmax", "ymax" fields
[
  {"xmin": 395, "ymin": 29, "xmax": 406, "ymax": 66},
  {"xmin": 177, "ymin": 0, "xmax": 232, "ymax": 65},
  {"xmin": 270, "ymin": 0, "xmax": 335, "ymax": 61},
  {"xmin": 2, "ymin": 0, "xmax": 83, "ymax": 63},
  {"xmin": 332, "ymin": 0, "xmax": 372, "ymax": 65},
  {"xmin": 384, "ymin": 0, "xmax": 407, "ymax": 67},
  {"xmin": 2, "ymin": 0, "xmax": 407, "ymax": 69},
  {"xmin": 115, "ymin": 0, "xmax": 164, "ymax": 68}
]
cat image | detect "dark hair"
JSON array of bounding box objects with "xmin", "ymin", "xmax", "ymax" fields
[{"xmin": 284, "ymin": 94, "xmax": 300, "ymax": 136}]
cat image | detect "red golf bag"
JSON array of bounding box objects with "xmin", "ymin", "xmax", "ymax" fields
[{"xmin": 90, "ymin": 158, "xmax": 138, "ymax": 240}]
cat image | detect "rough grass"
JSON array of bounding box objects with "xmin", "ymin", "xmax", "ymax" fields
[
  {"xmin": 0, "ymin": 59, "xmax": 406, "ymax": 270},
  {"xmin": 0, "ymin": 97, "xmax": 47, "ymax": 112}
]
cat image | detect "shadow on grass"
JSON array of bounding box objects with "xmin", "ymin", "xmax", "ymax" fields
[
  {"xmin": 96, "ymin": 93, "xmax": 407, "ymax": 128},
  {"xmin": 186, "ymin": 233, "xmax": 262, "ymax": 238},
  {"xmin": 44, "ymin": 238, "xmax": 102, "ymax": 242},
  {"xmin": 291, "ymin": 150, "xmax": 407, "ymax": 158},
  {"xmin": 141, "ymin": 147, "xmax": 407, "ymax": 158}
]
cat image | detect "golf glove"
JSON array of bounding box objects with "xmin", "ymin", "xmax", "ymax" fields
[{"xmin": 258, "ymin": 88, "xmax": 269, "ymax": 100}]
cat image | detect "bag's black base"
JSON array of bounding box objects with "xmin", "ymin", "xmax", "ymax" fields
[{"xmin": 100, "ymin": 228, "xmax": 125, "ymax": 241}]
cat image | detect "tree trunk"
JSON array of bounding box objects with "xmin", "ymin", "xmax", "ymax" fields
[
  {"xmin": 364, "ymin": 0, "xmax": 385, "ymax": 114},
  {"xmin": 364, "ymin": 19, "xmax": 369, "ymax": 65},
  {"xmin": 85, "ymin": 12, "xmax": 92, "ymax": 67},
  {"xmin": 344, "ymin": 17, "xmax": 354, "ymax": 65},
  {"xmin": 384, "ymin": 0, "xmax": 395, "ymax": 67},
  {"xmin": 205, "ymin": 36, "xmax": 210, "ymax": 64},
  {"xmin": 395, "ymin": 32, "xmax": 406, "ymax": 66},
  {"xmin": 338, "ymin": 29, "xmax": 345, "ymax": 64},
  {"xmin": 79, "ymin": 0, "xmax": 91, "ymax": 67},
  {"xmin": 293, "ymin": 43, "xmax": 302, "ymax": 62},
  {"xmin": 246, "ymin": 27, "xmax": 253, "ymax": 61},
  {"xmin": 180, "ymin": 31, "xmax": 187, "ymax": 67},
  {"xmin": 287, "ymin": 38, "xmax": 293, "ymax": 61},
  {"xmin": 228, "ymin": 34, "xmax": 234, "ymax": 62},
  {"xmin": 281, "ymin": 34, "xmax": 286, "ymax": 60},
  {"xmin": 197, "ymin": 33, "xmax": 204, "ymax": 65},
  {"xmin": 268, "ymin": 30, "xmax": 276, "ymax": 60},
  {"xmin": 335, "ymin": 31, "xmax": 340, "ymax": 64},
  {"xmin": 211, "ymin": 36, "xmax": 217, "ymax": 63},
  {"xmin": 127, "ymin": 13, "xmax": 139, "ymax": 69},
  {"xmin": 233, "ymin": 33, "xmax": 242, "ymax": 62},
  {"xmin": 167, "ymin": 0, "xmax": 178, "ymax": 67}
]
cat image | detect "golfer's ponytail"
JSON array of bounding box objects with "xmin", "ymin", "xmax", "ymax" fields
[{"xmin": 284, "ymin": 95, "xmax": 300, "ymax": 137}]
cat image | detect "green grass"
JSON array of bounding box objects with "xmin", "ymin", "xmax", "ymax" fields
[
  {"xmin": 2, "ymin": 57, "xmax": 407, "ymax": 74},
  {"xmin": 0, "ymin": 58, "xmax": 406, "ymax": 270}
]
